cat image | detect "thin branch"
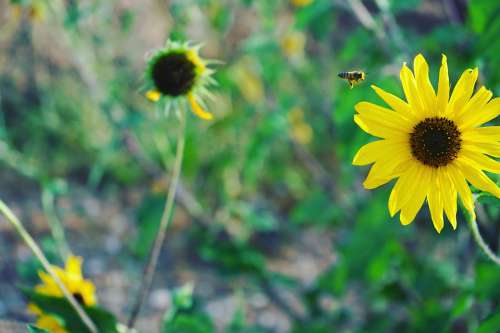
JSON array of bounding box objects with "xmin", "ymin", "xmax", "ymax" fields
[
  {"xmin": 127, "ymin": 112, "xmax": 187, "ymax": 329},
  {"xmin": 260, "ymin": 279, "xmax": 305, "ymax": 323},
  {"xmin": 346, "ymin": 0, "xmax": 386, "ymax": 44},
  {"xmin": 0, "ymin": 200, "xmax": 98, "ymax": 333}
]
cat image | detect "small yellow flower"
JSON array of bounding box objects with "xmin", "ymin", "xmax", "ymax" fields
[
  {"xmin": 28, "ymin": 255, "xmax": 97, "ymax": 333},
  {"xmin": 280, "ymin": 31, "xmax": 306, "ymax": 60},
  {"xmin": 288, "ymin": 107, "xmax": 313, "ymax": 144},
  {"xmin": 10, "ymin": 0, "xmax": 46, "ymax": 21},
  {"xmin": 291, "ymin": 0, "xmax": 314, "ymax": 7},
  {"xmin": 144, "ymin": 40, "xmax": 217, "ymax": 120},
  {"xmin": 353, "ymin": 54, "xmax": 500, "ymax": 233},
  {"xmin": 230, "ymin": 57, "xmax": 264, "ymax": 104}
]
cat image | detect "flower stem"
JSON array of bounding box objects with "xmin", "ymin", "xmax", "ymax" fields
[
  {"xmin": 127, "ymin": 111, "xmax": 187, "ymax": 329},
  {"xmin": 0, "ymin": 199, "xmax": 98, "ymax": 333},
  {"xmin": 468, "ymin": 212, "xmax": 500, "ymax": 266},
  {"xmin": 41, "ymin": 187, "xmax": 72, "ymax": 260}
]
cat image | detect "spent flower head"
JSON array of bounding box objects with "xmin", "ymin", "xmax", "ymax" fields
[
  {"xmin": 353, "ymin": 54, "xmax": 499, "ymax": 233},
  {"xmin": 143, "ymin": 39, "xmax": 217, "ymax": 120}
]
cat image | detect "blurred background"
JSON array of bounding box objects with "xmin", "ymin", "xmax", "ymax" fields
[{"xmin": 0, "ymin": 0, "xmax": 499, "ymax": 332}]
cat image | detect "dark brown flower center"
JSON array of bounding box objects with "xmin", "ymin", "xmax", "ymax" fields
[
  {"xmin": 151, "ymin": 52, "xmax": 196, "ymax": 97},
  {"xmin": 410, "ymin": 117, "xmax": 461, "ymax": 167}
]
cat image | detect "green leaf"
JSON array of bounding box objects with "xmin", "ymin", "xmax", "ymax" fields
[
  {"xmin": 163, "ymin": 314, "xmax": 214, "ymax": 333},
  {"xmin": 130, "ymin": 194, "xmax": 165, "ymax": 258},
  {"xmin": 27, "ymin": 325, "xmax": 53, "ymax": 333},
  {"xmin": 290, "ymin": 190, "xmax": 341, "ymax": 226},
  {"xmin": 468, "ymin": 0, "xmax": 499, "ymax": 33},
  {"xmin": 477, "ymin": 311, "xmax": 500, "ymax": 333},
  {"xmin": 23, "ymin": 289, "xmax": 118, "ymax": 333}
]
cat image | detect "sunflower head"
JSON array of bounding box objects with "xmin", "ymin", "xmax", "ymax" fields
[
  {"xmin": 28, "ymin": 255, "xmax": 97, "ymax": 333},
  {"xmin": 144, "ymin": 40, "xmax": 216, "ymax": 120},
  {"xmin": 353, "ymin": 53, "xmax": 500, "ymax": 233}
]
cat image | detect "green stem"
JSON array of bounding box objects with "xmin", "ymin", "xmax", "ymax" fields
[
  {"xmin": 127, "ymin": 111, "xmax": 187, "ymax": 329},
  {"xmin": 0, "ymin": 199, "xmax": 98, "ymax": 333},
  {"xmin": 41, "ymin": 188, "xmax": 71, "ymax": 259},
  {"xmin": 468, "ymin": 212, "xmax": 500, "ymax": 266}
]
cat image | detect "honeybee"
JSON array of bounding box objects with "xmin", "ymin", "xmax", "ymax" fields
[{"xmin": 338, "ymin": 71, "xmax": 366, "ymax": 88}]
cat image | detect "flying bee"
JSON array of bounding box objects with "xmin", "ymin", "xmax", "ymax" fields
[{"xmin": 338, "ymin": 71, "xmax": 366, "ymax": 88}]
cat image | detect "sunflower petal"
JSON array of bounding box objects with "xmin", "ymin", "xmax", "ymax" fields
[
  {"xmin": 388, "ymin": 164, "xmax": 420, "ymax": 216},
  {"xmin": 439, "ymin": 171, "xmax": 457, "ymax": 229},
  {"xmin": 146, "ymin": 89, "xmax": 161, "ymax": 102},
  {"xmin": 446, "ymin": 68, "xmax": 478, "ymax": 116},
  {"xmin": 355, "ymin": 102, "xmax": 414, "ymax": 130},
  {"xmin": 460, "ymin": 150, "xmax": 500, "ymax": 173},
  {"xmin": 456, "ymin": 159, "xmax": 500, "ymax": 198},
  {"xmin": 399, "ymin": 166, "xmax": 430, "ymax": 225},
  {"xmin": 462, "ymin": 126, "xmax": 500, "ymax": 142},
  {"xmin": 188, "ymin": 94, "xmax": 213, "ymax": 120},
  {"xmin": 436, "ymin": 54, "xmax": 449, "ymax": 115},
  {"xmin": 352, "ymin": 140, "xmax": 407, "ymax": 165},
  {"xmin": 354, "ymin": 114, "xmax": 405, "ymax": 139},
  {"xmin": 400, "ymin": 64, "xmax": 425, "ymax": 114},
  {"xmin": 413, "ymin": 54, "xmax": 436, "ymax": 114},
  {"xmin": 65, "ymin": 255, "xmax": 83, "ymax": 277},
  {"xmin": 363, "ymin": 158, "xmax": 404, "ymax": 189},
  {"xmin": 455, "ymin": 86, "xmax": 492, "ymax": 121},
  {"xmin": 459, "ymin": 97, "xmax": 500, "ymax": 129},
  {"xmin": 447, "ymin": 164, "xmax": 475, "ymax": 214},
  {"xmin": 462, "ymin": 142, "xmax": 500, "ymax": 158},
  {"xmin": 370, "ymin": 85, "xmax": 413, "ymax": 116},
  {"xmin": 394, "ymin": 165, "xmax": 431, "ymax": 225},
  {"xmin": 427, "ymin": 173, "xmax": 444, "ymax": 233}
]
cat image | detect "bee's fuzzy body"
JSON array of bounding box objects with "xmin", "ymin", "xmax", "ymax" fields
[{"xmin": 338, "ymin": 71, "xmax": 366, "ymax": 88}]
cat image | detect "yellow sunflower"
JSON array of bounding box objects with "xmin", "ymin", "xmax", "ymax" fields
[
  {"xmin": 144, "ymin": 40, "xmax": 216, "ymax": 120},
  {"xmin": 28, "ymin": 255, "xmax": 97, "ymax": 333},
  {"xmin": 353, "ymin": 54, "xmax": 500, "ymax": 233}
]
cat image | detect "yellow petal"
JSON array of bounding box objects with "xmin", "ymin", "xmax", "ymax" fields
[
  {"xmin": 390, "ymin": 164, "xmax": 430, "ymax": 220},
  {"xmin": 446, "ymin": 68, "xmax": 478, "ymax": 116},
  {"xmin": 146, "ymin": 89, "xmax": 161, "ymax": 102},
  {"xmin": 427, "ymin": 173, "xmax": 444, "ymax": 233},
  {"xmin": 353, "ymin": 102, "xmax": 411, "ymax": 139},
  {"xmin": 436, "ymin": 54, "xmax": 450, "ymax": 115},
  {"xmin": 400, "ymin": 64, "xmax": 425, "ymax": 115},
  {"xmin": 462, "ymin": 142, "xmax": 500, "ymax": 158},
  {"xmin": 388, "ymin": 166, "xmax": 418, "ymax": 216},
  {"xmin": 460, "ymin": 150, "xmax": 500, "ymax": 173},
  {"xmin": 363, "ymin": 157, "xmax": 412, "ymax": 189},
  {"xmin": 355, "ymin": 102, "xmax": 414, "ymax": 131},
  {"xmin": 81, "ymin": 281, "xmax": 97, "ymax": 306},
  {"xmin": 28, "ymin": 303, "xmax": 43, "ymax": 315},
  {"xmin": 459, "ymin": 97, "xmax": 500, "ymax": 129},
  {"xmin": 413, "ymin": 54, "xmax": 436, "ymax": 115},
  {"xmin": 188, "ymin": 94, "xmax": 213, "ymax": 120},
  {"xmin": 65, "ymin": 255, "xmax": 83, "ymax": 277},
  {"xmin": 370, "ymin": 85, "xmax": 414, "ymax": 117},
  {"xmin": 36, "ymin": 314, "xmax": 68, "ymax": 333},
  {"xmin": 439, "ymin": 170, "xmax": 457, "ymax": 230},
  {"xmin": 447, "ymin": 164, "xmax": 475, "ymax": 214},
  {"xmin": 399, "ymin": 165, "xmax": 431, "ymax": 225},
  {"xmin": 352, "ymin": 139, "xmax": 406, "ymax": 165},
  {"xmin": 462, "ymin": 126, "xmax": 500, "ymax": 142},
  {"xmin": 455, "ymin": 86, "xmax": 492, "ymax": 122},
  {"xmin": 456, "ymin": 159, "xmax": 500, "ymax": 198},
  {"xmin": 38, "ymin": 271, "xmax": 57, "ymax": 288}
]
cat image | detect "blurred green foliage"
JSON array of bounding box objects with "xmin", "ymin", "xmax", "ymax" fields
[{"xmin": 1, "ymin": 0, "xmax": 499, "ymax": 332}]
